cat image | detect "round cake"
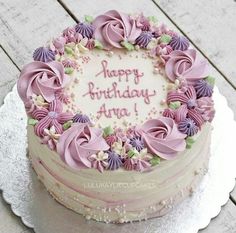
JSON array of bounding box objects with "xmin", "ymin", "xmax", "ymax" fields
[{"xmin": 17, "ymin": 10, "xmax": 215, "ymax": 223}]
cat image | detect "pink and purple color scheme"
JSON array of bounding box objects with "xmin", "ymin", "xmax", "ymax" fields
[{"xmin": 17, "ymin": 10, "xmax": 215, "ymax": 224}]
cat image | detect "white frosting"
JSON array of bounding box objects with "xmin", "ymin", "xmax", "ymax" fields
[
  {"xmin": 27, "ymin": 47, "xmax": 213, "ymax": 223},
  {"xmin": 28, "ymin": 123, "xmax": 211, "ymax": 223},
  {"xmin": 68, "ymin": 49, "xmax": 168, "ymax": 127}
]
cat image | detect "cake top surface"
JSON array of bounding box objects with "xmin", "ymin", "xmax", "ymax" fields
[{"xmin": 17, "ymin": 10, "xmax": 215, "ymax": 173}]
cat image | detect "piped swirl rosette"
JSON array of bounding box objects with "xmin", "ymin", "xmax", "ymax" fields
[
  {"xmin": 17, "ymin": 61, "xmax": 70, "ymax": 103},
  {"xmin": 93, "ymin": 10, "xmax": 141, "ymax": 49},
  {"xmin": 57, "ymin": 123, "xmax": 109, "ymax": 169},
  {"xmin": 138, "ymin": 117, "xmax": 187, "ymax": 159},
  {"xmin": 165, "ymin": 49, "xmax": 209, "ymax": 84}
]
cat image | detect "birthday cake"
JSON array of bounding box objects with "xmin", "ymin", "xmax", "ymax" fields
[{"xmin": 17, "ymin": 10, "xmax": 215, "ymax": 223}]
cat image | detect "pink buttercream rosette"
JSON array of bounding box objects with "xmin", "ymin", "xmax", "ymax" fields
[
  {"xmin": 165, "ymin": 49, "xmax": 209, "ymax": 84},
  {"xmin": 57, "ymin": 123, "xmax": 109, "ymax": 169},
  {"xmin": 93, "ymin": 10, "xmax": 141, "ymax": 49},
  {"xmin": 139, "ymin": 117, "xmax": 186, "ymax": 160},
  {"xmin": 17, "ymin": 61, "xmax": 70, "ymax": 103}
]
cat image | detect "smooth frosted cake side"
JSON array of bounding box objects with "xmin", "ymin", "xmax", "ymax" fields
[{"xmin": 17, "ymin": 10, "xmax": 215, "ymax": 223}]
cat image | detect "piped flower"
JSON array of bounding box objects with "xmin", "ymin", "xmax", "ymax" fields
[
  {"xmin": 75, "ymin": 22, "xmax": 93, "ymax": 39},
  {"xmin": 85, "ymin": 39, "xmax": 95, "ymax": 50},
  {"xmin": 135, "ymin": 31, "xmax": 153, "ymax": 48},
  {"xmin": 32, "ymin": 99, "xmax": 73, "ymax": 137},
  {"xmin": 73, "ymin": 113, "xmax": 90, "ymax": 123},
  {"xmin": 62, "ymin": 59, "xmax": 77, "ymax": 69},
  {"xmin": 132, "ymin": 148, "xmax": 152, "ymax": 172},
  {"xmin": 169, "ymin": 35, "xmax": 189, "ymax": 51},
  {"xmin": 105, "ymin": 134, "xmax": 117, "ymax": 146},
  {"xmin": 162, "ymin": 108, "xmax": 175, "ymax": 119},
  {"xmin": 32, "ymin": 94, "xmax": 49, "ymax": 108},
  {"xmin": 115, "ymin": 128, "xmax": 128, "ymax": 143},
  {"xmin": 196, "ymin": 97, "xmax": 215, "ymax": 122},
  {"xmin": 112, "ymin": 139, "xmax": 127, "ymax": 158},
  {"xmin": 167, "ymin": 86, "xmax": 204, "ymax": 126},
  {"xmin": 194, "ymin": 79, "xmax": 213, "ymax": 98},
  {"xmin": 152, "ymin": 24, "xmax": 177, "ymax": 38},
  {"xmin": 55, "ymin": 90, "xmax": 70, "ymax": 104},
  {"xmin": 178, "ymin": 118, "xmax": 198, "ymax": 136},
  {"xmin": 89, "ymin": 151, "xmax": 108, "ymax": 173},
  {"xmin": 107, "ymin": 151, "xmax": 122, "ymax": 170},
  {"xmin": 123, "ymin": 157, "xmax": 136, "ymax": 171},
  {"xmin": 33, "ymin": 47, "xmax": 55, "ymax": 62},
  {"xmin": 129, "ymin": 136, "xmax": 144, "ymax": 152},
  {"xmin": 41, "ymin": 125, "xmax": 61, "ymax": 150},
  {"xmin": 135, "ymin": 13, "xmax": 151, "ymax": 31},
  {"xmin": 52, "ymin": 37, "xmax": 66, "ymax": 54},
  {"xmin": 62, "ymin": 27, "xmax": 77, "ymax": 43}
]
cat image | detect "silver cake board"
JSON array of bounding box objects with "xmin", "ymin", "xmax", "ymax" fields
[{"xmin": 0, "ymin": 85, "xmax": 235, "ymax": 233}]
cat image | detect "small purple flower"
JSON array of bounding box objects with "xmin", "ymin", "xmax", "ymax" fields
[
  {"xmin": 73, "ymin": 114, "xmax": 90, "ymax": 123},
  {"xmin": 135, "ymin": 31, "xmax": 153, "ymax": 48},
  {"xmin": 107, "ymin": 151, "xmax": 122, "ymax": 170},
  {"xmin": 75, "ymin": 22, "xmax": 93, "ymax": 38},
  {"xmin": 169, "ymin": 35, "xmax": 189, "ymax": 51},
  {"xmin": 129, "ymin": 136, "xmax": 144, "ymax": 152},
  {"xmin": 178, "ymin": 118, "xmax": 198, "ymax": 136},
  {"xmin": 194, "ymin": 79, "xmax": 213, "ymax": 98},
  {"xmin": 33, "ymin": 47, "xmax": 55, "ymax": 62}
]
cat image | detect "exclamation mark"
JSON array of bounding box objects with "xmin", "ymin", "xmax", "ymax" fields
[{"xmin": 134, "ymin": 103, "xmax": 138, "ymax": 116}]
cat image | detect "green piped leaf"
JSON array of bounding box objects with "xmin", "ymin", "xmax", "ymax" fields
[
  {"xmin": 65, "ymin": 46, "xmax": 74, "ymax": 55},
  {"xmin": 84, "ymin": 15, "xmax": 94, "ymax": 23},
  {"xmin": 94, "ymin": 40, "xmax": 104, "ymax": 49},
  {"xmin": 147, "ymin": 16, "xmax": 158, "ymax": 23},
  {"xmin": 127, "ymin": 149, "xmax": 138, "ymax": 158},
  {"xmin": 121, "ymin": 41, "xmax": 135, "ymax": 51},
  {"xmin": 65, "ymin": 67, "xmax": 74, "ymax": 74},
  {"xmin": 186, "ymin": 137, "xmax": 195, "ymax": 149},
  {"xmin": 28, "ymin": 118, "xmax": 38, "ymax": 126},
  {"xmin": 103, "ymin": 126, "xmax": 114, "ymax": 137},
  {"xmin": 160, "ymin": 34, "xmax": 172, "ymax": 44},
  {"xmin": 65, "ymin": 67, "xmax": 74, "ymax": 75},
  {"xmin": 63, "ymin": 120, "xmax": 73, "ymax": 130},
  {"xmin": 169, "ymin": 101, "xmax": 181, "ymax": 110},
  {"xmin": 150, "ymin": 156, "xmax": 161, "ymax": 166},
  {"xmin": 205, "ymin": 76, "xmax": 215, "ymax": 87}
]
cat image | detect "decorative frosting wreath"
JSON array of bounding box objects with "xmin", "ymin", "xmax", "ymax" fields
[{"xmin": 17, "ymin": 10, "xmax": 215, "ymax": 173}]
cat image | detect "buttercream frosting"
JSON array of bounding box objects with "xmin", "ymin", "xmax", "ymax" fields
[
  {"xmin": 17, "ymin": 61, "xmax": 70, "ymax": 103},
  {"xmin": 33, "ymin": 47, "xmax": 55, "ymax": 62},
  {"xmin": 165, "ymin": 49, "xmax": 209, "ymax": 84},
  {"xmin": 93, "ymin": 10, "xmax": 141, "ymax": 49},
  {"xmin": 57, "ymin": 123, "xmax": 109, "ymax": 169},
  {"xmin": 139, "ymin": 117, "xmax": 186, "ymax": 159}
]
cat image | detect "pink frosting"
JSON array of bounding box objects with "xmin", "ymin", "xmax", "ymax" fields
[
  {"xmin": 93, "ymin": 10, "xmax": 141, "ymax": 49},
  {"xmin": 196, "ymin": 97, "xmax": 215, "ymax": 122},
  {"xmin": 165, "ymin": 49, "xmax": 209, "ymax": 84},
  {"xmin": 52, "ymin": 36, "xmax": 66, "ymax": 54},
  {"xmin": 139, "ymin": 117, "xmax": 186, "ymax": 160},
  {"xmin": 32, "ymin": 99, "xmax": 73, "ymax": 137},
  {"xmin": 17, "ymin": 61, "xmax": 70, "ymax": 103},
  {"xmin": 57, "ymin": 123, "xmax": 109, "ymax": 169}
]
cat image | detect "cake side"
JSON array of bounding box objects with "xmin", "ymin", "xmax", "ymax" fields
[{"xmin": 29, "ymin": 123, "xmax": 211, "ymax": 223}]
